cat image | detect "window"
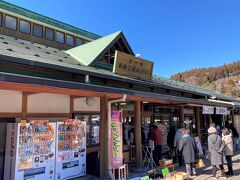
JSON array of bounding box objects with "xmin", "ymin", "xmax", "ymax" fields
[
  {"xmin": 19, "ymin": 19, "xmax": 31, "ymax": 34},
  {"xmin": 76, "ymin": 114, "xmax": 100, "ymax": 146},
  {"xmin": 33, "ymin": 24, "xmax": 43, "ymax": 38},
  {"xmin": 56, "ymin": 31, "xmax": 65, "ymax": 44},
  {"xmin": 76, "ymin": 38, "xmax": 83, "ymax": 46},
  {"xmin": 66, "ymin": 34, "xmax": 74, "ymax": 46},
  {"xmin": 83, "ymin": 40, "xmax": 90, "ymax": 44},
  {"xmin": 45, "ymin": 27, "xmax": 54, "ymax": 41},
  {"xmin": 5, "ymin": 15, "xmax": 17, "ymax": 30},
  {"xmin": 0, "ymin": 13, "xmax": 2, "ymax": 26}
]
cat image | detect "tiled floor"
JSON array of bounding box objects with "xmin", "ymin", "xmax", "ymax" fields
[{"xmin": 73, "ymin": 151, "xmax": 240, "ymax": 179}]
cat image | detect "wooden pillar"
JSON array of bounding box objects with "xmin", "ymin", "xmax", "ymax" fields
[
  {"xmin": 179, "ymin": 106, "xmax": 184, "ymax": 128},
  {"xmin": 194, "ymin": 107, "xmax": 201, "ymax": 138},
  {"xmin": 69, "ymin": 96, "xmax": 74, "ymax": 118},
  {"xmin": 208, "ymin": 114, "xmax": 213, "ymax": 125},
  {"xmin": 231, "ymin": 109, "xmax": 235, "ymax": 124},
  {"xmin": 21, "ymin": 92, "xmax": 28, "ymax": 119},
  {"xmin": 134, "ymin": 99, "xmax": 142, "ymax": 168},
  {"xmin": 100, "ymin": 96, "xmax": 108, "ymax": 177}
]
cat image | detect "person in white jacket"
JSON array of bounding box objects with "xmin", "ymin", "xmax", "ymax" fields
[{"xmin": 222, "ymin": 128, "xmax": 234, "ymax": 175}]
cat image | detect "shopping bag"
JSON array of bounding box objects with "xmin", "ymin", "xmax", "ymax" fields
[
  {"xmin": 195, "ymin": 159, "xmax": 205, "ymax": 168},
  {"xmin": 205, "ymin": 150, "xmax": 211, "ymax": 160}
]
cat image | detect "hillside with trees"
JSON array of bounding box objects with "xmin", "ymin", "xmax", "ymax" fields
[{"xmin": 171, "ymin": 61, "xmax": 240, "ymax": 98}]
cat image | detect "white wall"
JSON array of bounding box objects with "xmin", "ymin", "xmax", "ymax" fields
[
  {"xmin": 28, "ymin": 93, "xmax": 70, "ymax": 113},
  {"xmin": 74, "ymin": 97, "xmax": 100, "ymax": 112},
  {"xmin": 0, "ymin": 90, "xmax": 22, "ymax": 112}
]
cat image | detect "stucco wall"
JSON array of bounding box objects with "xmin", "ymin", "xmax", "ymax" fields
[{"xmin": 0, "ymin": 90, "xmax": 22, "ymax": 112}]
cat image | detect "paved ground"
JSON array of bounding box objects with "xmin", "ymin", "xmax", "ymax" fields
[
  {"xmin": 188, "ymin": 152, "xmax": 240, "ymax": 180},
  {"xmin": 73, "ymin": 151, "xmax": 240, "ymax": 179}
]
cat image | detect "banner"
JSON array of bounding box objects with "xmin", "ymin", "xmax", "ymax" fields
[
  {"xmin": 111, "ymin": 110, "xmax": 123, "ymax": 168},
  {"xmin": 216, "ymin": 107, "xmax": 228, "ymax": 115},
  {"xmin": 202, "ymin": 106, "xmax": 214, "ymax": 114}
]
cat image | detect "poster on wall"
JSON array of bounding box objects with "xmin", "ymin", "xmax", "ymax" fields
[{"xmin": 111, "ymin": 111, "xmax": 123, "ymax": 168}]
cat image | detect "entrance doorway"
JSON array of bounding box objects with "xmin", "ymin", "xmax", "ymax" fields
[{"xmin": 0, "ymin": 118, "xmax": 15, "ymax": 180}]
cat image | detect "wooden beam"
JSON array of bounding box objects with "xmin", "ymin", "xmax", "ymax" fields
[
  {"xmin": 100, "ymin": 96, "xmax": 108, "ymax": 178},
  {"xmin": 0, "ymin": 113, "xmax": 21, "ymax": 118},
  {"xmin": 194, "ymin": 107, "xmax": 201, "ymax": 138},
  {"xmin": 26, "ymin": 113, "xmax": 69, "ymax": 118},
  {"xmin": 179, "ymin": 106, "xmax": 184, "ymax": 128},
  {"xmin": 134, "ymin": 99, "xmax": 142, "ymax": 168},
  {"xmin": 21, "ymin": 92, "xmax": 28, "ymax": 119}
]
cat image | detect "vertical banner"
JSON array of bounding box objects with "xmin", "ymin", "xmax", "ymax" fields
[{"xmin": 111, "ymin": 110, "xmax": 123, "ymax": 168}]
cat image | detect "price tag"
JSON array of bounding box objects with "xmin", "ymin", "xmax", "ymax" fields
[{"xmin": 20, "ymin": 120, "xmax": 26, "ymax": 126}]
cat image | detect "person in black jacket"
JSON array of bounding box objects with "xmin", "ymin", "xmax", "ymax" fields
[
  {"xmin": 167, "ymin": 126, "xmax": 176, "ymax": 159},
  {"xmin": 229, "ymin": 123, "xmax": 239, "ymax": 151}
]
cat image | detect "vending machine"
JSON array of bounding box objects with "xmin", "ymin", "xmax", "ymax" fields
[
  {"xmin": 4, "ymin": 120, "xmax": 56, "ymax": 180},
  {"xmin": 55, "ymin": 119, "xmax": 86, "ymax": 180}
]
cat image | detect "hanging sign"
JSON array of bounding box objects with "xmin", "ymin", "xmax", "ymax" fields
[
  {"xmin": 113, "ymin": 51, "xmax": 153, "ymax": 80},
  {"xmin": 111, "ymin": 110, "xmax": 123, "ymax": 168},
  {"xmin": 202, "ymin": 106, "xmax": 214, "ymax": 114},
  {"xmin": 216, "ymin": 107, "xmax": 228, "ymax": 115}
]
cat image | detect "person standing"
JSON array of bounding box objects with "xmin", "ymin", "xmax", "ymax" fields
[
  {"xmin": 174, "ymin": 127, "xmax": 186, "ymax": 166},
  {"xmin": 179, "ymin": 129, "xmax": 197, "ymax": 177},
  {"xmin": 167, "ymin": 126, "xmax": 176, "ymax": 159},
  {"xmin": 229, "ymin": 123, "xmax": 239, "ymax": 151},
  {"xmin": 222, "ymin": 128, "xmax": 234, "ymax": 175},
  {"xmin": 150, "ymin": 123, "xmax": 162, "ymax": 166},
  {"xmin": 208, "ymin": 127, "xmax": 226, "ymax": 179}
]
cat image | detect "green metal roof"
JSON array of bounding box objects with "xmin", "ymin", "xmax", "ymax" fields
[
  {"xmin": 66, "ymin": 31, "xmax": 126, "ymax": 66},
  {"xmin": 0, "ymin": 1, "xmax": 101, "ymax": 40}
]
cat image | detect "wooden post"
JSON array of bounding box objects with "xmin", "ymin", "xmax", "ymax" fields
[
  {"xmin": 134, "ymin": 99, "xmax": 142, "ymax": 168},
  {"xmin": 179, "ymin": 106, "xmax": 184, "ymax": 128},
  {"xmin": 194, "ymin": 107, "xmax": 201, "ymax": 138},
  {"xmin": 21, "ymin": 92, "xmax": 28, "ymax": 120},
  {"xmin": 208, "ymin": 114, "xmax": 213, "ymax": 125},
  {"xmin": 69, "ymin": 96, "xmax": 74, "ymax": 118},
  {"xmin": 231, "ymin": 109, "xmax": 235, "ymax": 124},
  {"xmin": 100, "ymin": 96, "xmax": 108, "ymax": 177}
]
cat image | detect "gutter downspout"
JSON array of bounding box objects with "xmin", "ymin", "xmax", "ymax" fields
[
  {"xmin": 207, "ymin": 99, "xmax": 234, "ymax": 106},
  {"xmin": 107, "ymin": 94, "xmax": 127, "ymax": 178}
]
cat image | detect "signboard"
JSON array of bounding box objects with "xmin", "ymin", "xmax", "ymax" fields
[
  {"xmin": 216, "ymin": 107, "xmax": 228, "ymax": 115},
  {"xmin": 111, "ymin": 110, "xmax": 123, "ymax": 168},
  {"xmin": 113, "ymin": 51, "xmax": 153, "ymax": 80},
  {"xmin": 202, "ymin": 106, "xmax": 214, "ymax": 114}
]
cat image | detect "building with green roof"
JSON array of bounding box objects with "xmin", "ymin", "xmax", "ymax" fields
[{"xmin": 0, "ymin": 1, "xmax": 240, "ymax": 179}]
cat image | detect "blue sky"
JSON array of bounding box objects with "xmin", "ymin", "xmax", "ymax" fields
[{"xmin": 5, "ymin": 0, "xmax": 240, "ymax": 78}]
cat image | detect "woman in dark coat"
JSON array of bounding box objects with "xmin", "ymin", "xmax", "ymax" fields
[
  {"xmin": 208, "ymin": 127, "xmax": 226, "ymax": 178},
  {"xmin": 179, "ymin": 129, "xmax": 196, "ymax": 176},
  {"xmin": 167, "ymin": 126, "xmax": 176, "ymax": 159}
]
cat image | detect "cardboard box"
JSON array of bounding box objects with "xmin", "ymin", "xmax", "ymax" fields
[
  {"xmin": 175, "ymin": 172, "xmax": 189, "ymax": 180},
  {"xmin": 159, "ymin": 159, "xmax": 173, "ymax": 167},
  {"xmin": 195, "ymin": 159, "xmax": 205, "ymax": 168}
]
